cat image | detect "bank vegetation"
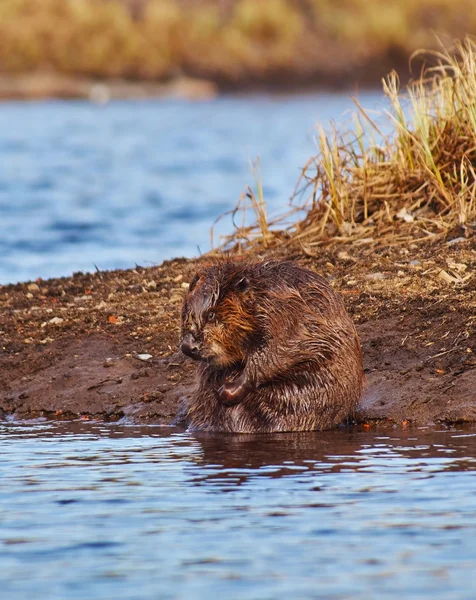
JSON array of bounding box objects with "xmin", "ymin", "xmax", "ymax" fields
[
  {"xmin": 223, "ymin": 39, "xmax": 476, "ymax": 254},
  {"xmin": 1, "ymin": 0, "xmax": 476, "ymax": 87}
]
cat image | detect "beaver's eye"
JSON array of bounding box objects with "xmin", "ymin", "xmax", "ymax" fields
[{"xmin": 207, "ymin": 311, "xmax": 216, "ymax": 322}]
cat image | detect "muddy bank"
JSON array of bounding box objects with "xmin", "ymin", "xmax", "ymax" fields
[
  {"xmin": 1, "ymin": 235, "xmax": 475, "ymax": 426},
  {"xmin": 0, "ymin": 71, "xmax": 391, "ymax": 103},
  {"xmin": 0, "ymin": 73, "xmax": 218, "ymax": 102}
]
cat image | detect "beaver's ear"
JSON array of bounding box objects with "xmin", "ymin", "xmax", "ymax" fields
[
  {"xmin": 235, "ymin": 277, "xmax": 249, "ymax": 292},
  {"xmin": 188, "ymin": 272, "xmax": 200, "ymax": 292}
]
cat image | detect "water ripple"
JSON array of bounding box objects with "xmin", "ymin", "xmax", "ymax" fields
[{"xmin": 1, "ymin": 423, "xmax": 475, "ymax": 599}]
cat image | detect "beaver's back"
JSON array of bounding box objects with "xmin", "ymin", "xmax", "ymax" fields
[{"xmin": 251, "ymin": 260, "xmax": 348, "ymax": 312}]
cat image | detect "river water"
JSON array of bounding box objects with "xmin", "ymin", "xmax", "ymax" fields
[
  {"xmin": 1, "ymin": 422, "xmax": 476, "ymax": 599},
  {"xmin": 0, "ymin": 91, "xmax": 386, "ymax": 284}
]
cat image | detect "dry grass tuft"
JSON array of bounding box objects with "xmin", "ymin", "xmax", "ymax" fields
[
  {"xmin": 222, "ymin": 39, "xmax": 476, "ymax": 253},
  {"xmin": 211, "ymin": 158, "xmax": 295, "ymax": 253}
]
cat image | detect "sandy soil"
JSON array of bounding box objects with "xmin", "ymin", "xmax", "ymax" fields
[{"xmin": 1, "ymin": 233, "xmax": 475, "ymax": 427}]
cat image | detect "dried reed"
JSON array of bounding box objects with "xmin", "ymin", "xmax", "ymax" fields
[{"xmin": 221, "ymin": 39, "xmax": 476, "ymax": 253}]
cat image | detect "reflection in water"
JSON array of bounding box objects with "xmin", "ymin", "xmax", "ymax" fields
[
  {"xmin": 1, "ymin": 422, "xmax": 476, "ymax": 599},
  {"xmin": 189, "ymin": 429, "xmax": 476, "ymax": 483}
]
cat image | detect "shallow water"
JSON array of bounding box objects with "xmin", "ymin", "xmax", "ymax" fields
[
  {"xmin": 0, "ymin": 92, "xmax": 386, "ymax": 284},
  {"xmin": 1, "ymin": 422, "xmax": 476, "ymax": 599}
]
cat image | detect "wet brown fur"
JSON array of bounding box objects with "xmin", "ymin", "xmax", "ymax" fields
[{"xmin": 177, "ymin": 259, "xmax": 364, "ymax": 433}]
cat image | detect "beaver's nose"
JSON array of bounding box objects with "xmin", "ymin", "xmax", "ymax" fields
[{"xmin": 181, "ymin": 333, "xmax": 201, "ymax": 359}]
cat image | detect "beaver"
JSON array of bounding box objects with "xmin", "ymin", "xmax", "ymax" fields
[{"xmin": 178, "ymin": 259, "xmax": 363, "ymax": 433}]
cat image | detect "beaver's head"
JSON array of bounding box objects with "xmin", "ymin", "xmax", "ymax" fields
[{"xmin": 180, "ymin": 264, "xmax": 259, "ymax": 368}]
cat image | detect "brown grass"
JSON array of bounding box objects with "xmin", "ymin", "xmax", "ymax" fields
[
  {"xmin": 220, "ymin": 39, "xmax": 476, "ymax": 253},
  {"xmin": 2, "ymin": 0, "xmax": 476, "ymax": 85}
]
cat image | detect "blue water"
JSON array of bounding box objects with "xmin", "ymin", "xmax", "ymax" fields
[
  {"xmin": 0, "ymin": 92, "xmax": 386, "ymax": 284},
  {"xmin": 1, "ymin": 422, "xmax": 476, "ymax": 599}
]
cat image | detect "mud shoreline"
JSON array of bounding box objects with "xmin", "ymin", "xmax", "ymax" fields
[
  {"xmin": 0, "ymin": 67, "xmax": 404, "ymax": 102},
  {"xmin": 0, "ymin": 73, "xmax": 220, "ymax": 102},
  {"xmin": 1, "ymin": 234, "xmax": 475, "ymax": 428}
]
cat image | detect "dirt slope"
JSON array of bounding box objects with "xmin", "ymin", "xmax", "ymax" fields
[{"xmin": 1, "ymin": 236, "xmax": 475, "ymax": 426}]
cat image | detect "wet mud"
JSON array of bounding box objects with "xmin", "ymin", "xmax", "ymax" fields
[{"xmin": 1, "ymin": 236, "xmax": 475, "ymax": 427}]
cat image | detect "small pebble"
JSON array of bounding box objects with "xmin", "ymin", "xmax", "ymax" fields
[
  {"xmin": 396, "ymin": 207, "xmax": 414, "ymax": 223},
  {"xmin": 49, "ymin": 317, "xmax": 64, "ymax": 325},
  {"xmin": 366, "ymin": 272, "xmax": 385, "ymax": 281},
  {"xmin": 337, "ymin": 251, "xmax": 352, "ymax": 261},
  {"xmin": 135, "ymin": 353, "xmax": 153, "ymax": 362},
  {"xmin": 27, "ymin": 283, "xmax": 40, "ymax": 293},
  {"xmin": 446, "ymin": 237, "xmax": 467, "ymax": 246}
]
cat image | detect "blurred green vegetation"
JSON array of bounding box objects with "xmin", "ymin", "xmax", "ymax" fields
[{"xmin": 0, "ymin": 0, "xmax": 476, "ymax": 85}]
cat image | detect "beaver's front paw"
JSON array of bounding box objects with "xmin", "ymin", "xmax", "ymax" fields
[{"xmin": 218, "ymin": 373, "xmax": 251, "ymax": 406}]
